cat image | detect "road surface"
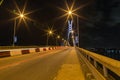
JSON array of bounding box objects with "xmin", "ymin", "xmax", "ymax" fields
[{"xmin": 0, "ymin": 47, "xmax": 85, "ymax": 80}]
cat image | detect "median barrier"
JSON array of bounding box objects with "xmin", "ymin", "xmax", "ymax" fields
[
  {"xmin": 35, "ymin": 48, "xmax": 40, "ymax": 52},
  {"xmin": 0, "ymin": 51, "xmax": 10, "ymax": 58},
  {"xmin": 10, "ymin": 49, "xmax": 21, "ymax": 56},
  {"xmin": 0, "ymin": 46, "xmax": 63, "ymax": 58},
  {"xmin": 22, "ymin": 49, "xmax": 30, "ymax": 54},
  {"xmin": 29, "ymin": 48, "xmax": 36, "ymax": 53}
]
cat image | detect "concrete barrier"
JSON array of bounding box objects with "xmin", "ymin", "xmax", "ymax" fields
[
  {"xmin": 39, "ymin": 48, "xmax": 43, "ymax": 52},
  {"xmin": 10, "ymin": 49, "xmax": 21, "ymax": 56},
  {"xmin": 0, "ymin": 46, "xmax": 63, "ymax": 58},
  {"xmin": 22, "ymin": 50, "xmax": 30, "ymax": 54},
  {"xmin": 29, "ymin": 48, "xmax": 36, "ymax": 53},
  {"xmin": 35, "ymin": 48, "xmax": 40, "ymax": 52},
  {"xmin": 0, "ymin": 51, "xmax": 10, "ymax": 58}
]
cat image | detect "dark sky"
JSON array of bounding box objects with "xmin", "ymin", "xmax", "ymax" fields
[{"xmin": 0, "ymin": 0, "xmax": 120, "ymax": 48}]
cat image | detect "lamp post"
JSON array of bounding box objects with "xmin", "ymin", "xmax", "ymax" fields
[
  {"xmin": 56, "ymin": 35, "xmax": 60, "ymax": 46},
  {"xmin": 46, "ymin": 30, "xmax": 53, "ymax": 46},
  {"xmin": 11, "ymin": 1, "xmax": 34, "ymax": 46},
  {"xmin": 12, "ymin": 18, "xmax": 16, "ymax": 46},
  {"xmin": 77, "ymin": 16, "xmax": 79, "ymax": 47},
  {"xmin": 0, "ymin": 0, "xmax": 4, "ymax": 6},
  {"xmin": 12, "ymin": 13, "xmax": 25, "ymax": 46},
  {"xmin": 71, "ymin": 30, "xmax": 76, "ymax": 47}
]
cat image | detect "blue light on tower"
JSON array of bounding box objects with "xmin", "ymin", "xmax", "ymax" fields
[
  {"xmin": 67, "ymin": 20, "xmax": 76, "ymax": 46},
  {"xmin": 68, "ymin": 20, "xmax": 73, "ymax": 40}
]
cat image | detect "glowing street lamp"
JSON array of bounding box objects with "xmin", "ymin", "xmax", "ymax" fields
[
  {"xmin": 20, "ymin": 14, "xmax": 24, "ymax": 18},
  {"xmin": 68, "ymin": 10, "xmax": 72, "ymax": 15},
  {"xmin": 13, "ymin": 12, "xmax": 26, "ymax": 46},
  {"xmin": 56, "ymin": 35, "xmax": 60, "ymax": 46},
  {"xmin": 71, "ymin": 30, "xmax": 74, "ymax": 33},
  {"xmin": 0, "ymin": 0, "xmax": 4, "ymax": 6},
  {"xmin": 46, "ymin": 30, "xmax": 53, "ymax": 46},
  {"xmin": 11, "ymin": 1, "xmax": 34, "ymax": 46},
  {"xmin": 57, "ymin": 35, "xmax": 60, "ymax": 39},
  {"xmin": 49, "ymin": 30, "xmax": 53, "ymax": 35}
]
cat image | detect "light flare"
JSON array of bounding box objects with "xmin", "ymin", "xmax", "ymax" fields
[
  {"xmin": 8, "ymin": 0, "xmax": 36, "ymax": 31},
  {"xmin": 58, "ymin": 0, "xmax": 88, "ymax": 23},
  {"xmin": 43, "ymin": 25, "xmax": 56, "ymax": 37}
]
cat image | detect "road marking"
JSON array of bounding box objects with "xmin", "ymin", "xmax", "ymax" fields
[
  {"xmin": 54, "ymin": 48, "xmax": 85, "ymax": 80},
  {"xmin": 54, "ymin": 64, "xmax": 84, "ymax": 80}
]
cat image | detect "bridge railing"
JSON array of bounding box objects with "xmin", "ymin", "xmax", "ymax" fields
[{"xmin": 78, "ymin": 48, "xmax": 120, "ymax": 79}]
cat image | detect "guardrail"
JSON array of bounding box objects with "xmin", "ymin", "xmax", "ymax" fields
[{"xmin": 78, "ymin": 48, "xmax": 120, "ymax": 80}]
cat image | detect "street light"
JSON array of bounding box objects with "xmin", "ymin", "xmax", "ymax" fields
[
  {"xmin": 49, "ymin": 30, "xmax": 53, "ymax": 34},
  {"xmin": 68, "ymin": 10, "xmax": 72, "ymax": 15},
  {"xmin": 13, "ymin": 12, "xmax": 25, "ymax": 46},
  {"xmin": 0, "ymin": 0, "xmax": 4, "ymax": 6},
  {"xmin": 11, "ymin": 1, "xmax": 34, "ymax": 46},
  {"xmin": 20, "ymin": 14, "xmax": 24, "ymax": 18},
  {"xmin": 57, "ymin": 35, "xmax": 60, "ymax": 39},
  {"xmin": 46, "ymin": 30, "xmax": 53, "ymax": 46},
  {"xmin": 56, "ymin": 35, "xmax": 60, "ymax": 46},
  {"xmin": 71, "ymin": 30, "xmax": 74, "ymax": 33}
]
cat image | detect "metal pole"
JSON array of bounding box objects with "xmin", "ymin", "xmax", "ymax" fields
[
  {"xmin": 56, "ymin": 38, "xmax": 57, "ymax": 46},
  {"xmin": 0, "ymin": 0, "xmax": 4, "ymax": 6},
  {"xmin": 46, "ymin": 34, "xmax": 49, "ymax": 46},
  {"xmin": 13, "ymin": 19, "xmax": 16, "ymax": 46},
  {"xmin": 94, "ymin": 60, "xmax": 97, "ymax": 68},
  {"xmin": 77, "ymin": 16, "xmax": 79, "ymax": 47},
  {"xmin": 72, "ymin": 32, "xmax": 76, "ymax": 47},
  {"xmin": 103, "ymin": 66, "xmax": 108, "ymax": 77}
]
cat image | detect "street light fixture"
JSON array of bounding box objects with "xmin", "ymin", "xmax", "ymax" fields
[
  {"xmin": 20, "ymin": 14, "xmax": 24, "ymax": 18},
  {"xmin": 57, "ymin": 35, "xmax": 60, "ymax": 39},
  {"xmin": 68, "ymin": 10, "xmax": 72, "ymax": 15},
  {"xmin": 49, "ymin": 30, "xmax": 53, "ymax": 35},
  {"xmin": 46, "ymin": 30, "xmax": 53, "ymax": 46},
  {"xmin": 56, "ymin": 35, "xmax": 60, "ymax": 46},
  {"xmin": 11, "ymin": 1, "xmax": 34, "ymax": 46},
  {"xmin": 71, "ymin": 30, "xmax": 74, "ymax": 33},
  {"xmin": 13, "ymin": 12, "xmax": 26, "ymax": 46},
  {"xmin": 0, "ymin": 0, "xmax": 4, "ymax": 6}
]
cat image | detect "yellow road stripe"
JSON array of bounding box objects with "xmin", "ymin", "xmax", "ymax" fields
[{"xmin": 54, "ymin": 48, "xmax": 85, "ymax": 80}]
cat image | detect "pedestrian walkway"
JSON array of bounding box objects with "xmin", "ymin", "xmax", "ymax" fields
[{"xmin": 54, "ymin": 47, "xmax": 85, "ymax": 80}]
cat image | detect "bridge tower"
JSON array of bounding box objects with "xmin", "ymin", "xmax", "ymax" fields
[{"xmin": 67, "ymin": 20, "xmax": 76, "ymax": 47}]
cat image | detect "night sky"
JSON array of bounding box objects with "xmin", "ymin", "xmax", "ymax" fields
[{"xmin": 0, "ymin": 0, "xmax": 120, "ymax": 48}]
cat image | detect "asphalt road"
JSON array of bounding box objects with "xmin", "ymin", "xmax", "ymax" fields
[{"xmin": 0, "ymin": 48, "xmax": 85, "ymax": 80}]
